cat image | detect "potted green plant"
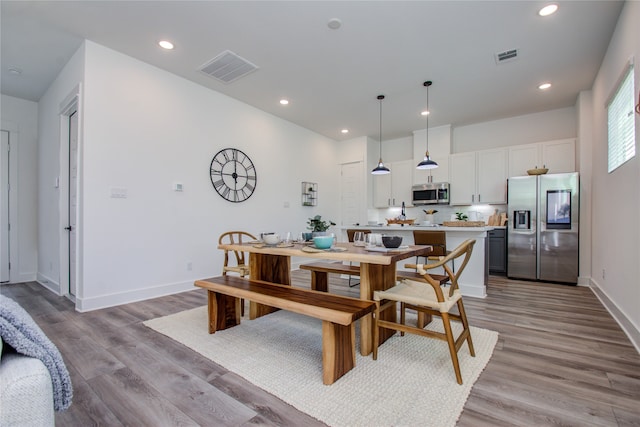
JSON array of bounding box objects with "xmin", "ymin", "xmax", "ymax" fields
[
  {"xmin": 307, "ymin": 215, "xmax": 336, "ymax": 236},
  {"xmin": 455, "ymin": 212, "xmax": 469, "ymax": 221}
]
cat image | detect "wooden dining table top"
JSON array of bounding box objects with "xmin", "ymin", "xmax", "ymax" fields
[{"xmin": 217, "ymin": 241, "xmax": 432, "ymax": 265}]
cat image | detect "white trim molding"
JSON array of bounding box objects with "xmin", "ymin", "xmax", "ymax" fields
[{"xmin": 590, "ymin": 279, "xmax": 640, "ymax": 354}]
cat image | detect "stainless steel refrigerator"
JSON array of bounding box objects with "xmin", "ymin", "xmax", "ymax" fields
[{"xmin": 507, "ymin": 172, "xmax": 579, "ymax": 284}]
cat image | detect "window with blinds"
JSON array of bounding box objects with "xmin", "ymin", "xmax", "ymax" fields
[{"xmin": 607, "ymin": 63, "xmax": 636, "ymax": 173}]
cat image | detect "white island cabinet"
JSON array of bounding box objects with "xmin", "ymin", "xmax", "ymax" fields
[{"xmin": 339, "ymin": 225, "xmax": 491, "ymax": 298}]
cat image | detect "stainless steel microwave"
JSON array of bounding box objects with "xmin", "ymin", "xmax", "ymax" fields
[{"xmin": 412, "ymin": 182, "xmax": 450, "ymax": 205}]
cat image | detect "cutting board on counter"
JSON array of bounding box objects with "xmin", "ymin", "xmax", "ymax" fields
[
  {"xmin": 487, "ymin": 210, "xmax": 508, "ymax": 226},
  {"xmin": 443, "ymin": 221, "xmax": 486, "ymax": 227}
]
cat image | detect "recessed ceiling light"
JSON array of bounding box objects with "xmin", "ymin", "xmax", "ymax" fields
[
  {"xmin": 538, "ymin": 4, "xmax": 558, "ymax": 16},
  {"xmin": 279, "ymin": 99, "xmax": 289, "ymax": 105},
  {"xmin": 538, "ymin": 82, "xmax": 552, "ymax": 90},
  {"xmin": 327, "ymin": 18, "xmax": 342, "ymax": 30},
  {"xmin": 421, "ymin": 110, "xmax": 430, "ymax": 116},
  {"xmin": 341, "ymin": 129, "xmax": 349, "ymax": 134},
  {"xmin": 158, "ymin": 40, "xmax": 174, "ymax": 50}
]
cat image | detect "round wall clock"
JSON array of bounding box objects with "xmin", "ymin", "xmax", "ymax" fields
[{"xmin": 209, "ymin": 148, "xmax": 257, "ymax": 203}]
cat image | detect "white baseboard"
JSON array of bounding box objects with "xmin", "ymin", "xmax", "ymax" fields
[
  {"xmin": 460, "ymin": 283, "xmax": 487, "ymax": 298},
  {"xmin": 13, "ymin": 272, "xmax": 37, "ymax": 283},
  {"xmin": 577, "ymin": 275, "xmax": 590, "ymax": 286},
  {"xmin": 74, "ymin": 280, "xmax": 196, "ymax": 312},
  {"xmin": 590, "ymin": 279, "xmax": 640, "ymax": 354},
  {"xmin": 36, "ymin": 273, "xmax": 61, "ymax": 294}
]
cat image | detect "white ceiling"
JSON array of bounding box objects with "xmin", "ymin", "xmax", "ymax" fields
[{"xmin": 1, "ymin": 1, "xmax": 624, "ymax": 141}]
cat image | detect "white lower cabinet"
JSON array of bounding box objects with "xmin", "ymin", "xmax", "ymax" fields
[
  {"xmin": 373, "ymin": 160, "xmax": 414, "ymax": 207},
  {"xmin": 450, "ymin": 148, "xmax": 508, "ymax": 205}
]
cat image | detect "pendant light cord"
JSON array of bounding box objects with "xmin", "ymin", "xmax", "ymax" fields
[
  {"xmin": 378, "ymin": 94, "xmax": 384, "ymax": 158},
  {"xmin": 424, "ymin": 81, "xmax": 432, "ymax": 154}
]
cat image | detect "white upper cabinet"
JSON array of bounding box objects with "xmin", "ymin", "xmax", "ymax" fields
[
  {"xmin": 541, "ymin": 139, "xmax": 576, "ymax": 173},
  {"xmin": 449, "ymin": 152, "xmax": 476, "ymax": 206},
  {"xmin": 373, "ymin": 160, "xmax": 414, "ymax": 208},
  {"xmin": 508, "ymin": 144, "xmax": 540, "ymax": 177},
  {"xmin": 477, "ymin": 149, "xmax": 509, "ymax": 204},
  {"xmin": 413, "ymin": 125, "xmax": 451, "ymax": 184},
  {"xmin": 450, "ymin": 148, "xmax": 508, "ymax": 205},
  {"xmin": 508, "ymin": 138, "xmax": 576, "ymax": 177}
]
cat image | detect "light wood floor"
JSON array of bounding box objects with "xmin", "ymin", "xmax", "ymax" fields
[{"xmin": 2, "ymin": 273, "xmax": 639, "ymax": 426}]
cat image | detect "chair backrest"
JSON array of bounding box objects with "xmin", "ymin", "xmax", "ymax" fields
[
  {"xmin": 218, "ymin": 231, "xmax": 257, "ymax": 268},
  {"xmin": 413, "ymin": 239, "xmax": 476, "ymax": 300},
  {"xmin": 413, "ymin": 230, "xmax": 447, "ymax": 257},
  {"xmin": 346, "ymin": 229, "xmax": 371, "ymax": 242}
]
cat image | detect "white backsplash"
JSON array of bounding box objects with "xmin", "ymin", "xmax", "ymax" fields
[{"xmin": 368, "ymin": 204, "xmax": 507, "ymax": 225}]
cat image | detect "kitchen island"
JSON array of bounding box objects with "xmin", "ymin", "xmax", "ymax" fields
[{"xmin": 340, "ymin": 225, "xmax": 493, "ymax": 298}]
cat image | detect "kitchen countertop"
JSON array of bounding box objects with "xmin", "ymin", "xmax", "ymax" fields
[{"xmin": 340, "ymin": 224, "xmax": 500, "ymax": 232}]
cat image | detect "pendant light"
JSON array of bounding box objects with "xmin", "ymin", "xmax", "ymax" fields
[
  {"xmin": 416, "ymin": 81, "xmax": 438, "ymax": 170},
  {"xmin": 371, "ymin": 95, "xmax": 391, "ymax": 175}
]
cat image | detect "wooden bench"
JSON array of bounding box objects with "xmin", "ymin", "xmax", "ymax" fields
[
  {"xmin": 194, "ymin": 275, "xmax": 376, "ymax": 385},
  {"xmin": 300, "ymin": 261, "xmax": 448, "ymax": 292}
]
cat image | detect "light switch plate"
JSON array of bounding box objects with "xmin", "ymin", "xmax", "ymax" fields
[{"xmin": 110, "ymin": 187, "xmax": 127, "ymax": 198}]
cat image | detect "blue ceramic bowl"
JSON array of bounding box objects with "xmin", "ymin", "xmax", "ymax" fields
[{"xmin": 313, "ymin": 235, "xmax": 334, "ymax": 249}]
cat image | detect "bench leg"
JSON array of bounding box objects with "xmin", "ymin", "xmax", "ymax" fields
[
  {"xmin": 322, "ymin": 321, "xmax": 356, "ymax": 385},
  {"xmin": 310, "ymin": 271, "xmax": 329, "ymax": 293},
  {"xmin": 207, "ymin": 290, "xmax": 241, "ymax": 334}
]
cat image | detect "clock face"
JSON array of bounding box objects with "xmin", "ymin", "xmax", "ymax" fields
[{"xmin": 209, "ymin": 148, "xmax": 257, "ymax": 203}]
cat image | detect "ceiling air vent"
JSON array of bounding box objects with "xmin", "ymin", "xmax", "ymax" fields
[
  {"xmin": 198, "ymin": 50, "xmax": 259, "ymax": 84},
  {"xmin": 495, "ymin": 48, "xmax": 519, "ymax": 64}
]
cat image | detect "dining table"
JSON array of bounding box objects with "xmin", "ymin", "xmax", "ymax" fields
[{"xmin": 216, "ymin": 240, "xmax": 433, "ymax": 356}]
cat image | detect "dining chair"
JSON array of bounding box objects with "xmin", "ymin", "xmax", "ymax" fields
[
  {"xmin": 372, "ymin": 239, "xmax": 476, "ymax": 385},
  {"xmin": 412, "ymin": 230, "xmax": 454, "ymax": 273},
  {"xmin": 346, "ymin": 229, "xmax": 371, "ymax": 287},
  {"xmin": 218, "ymin": 230, "xmax": 257, "ymax": 316}
]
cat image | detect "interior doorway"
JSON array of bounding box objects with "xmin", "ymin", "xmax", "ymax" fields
[
  {"xmin": 67, "ymin": 111, "xmax": 78, "ymax": 297},
  {"xmin": 59, "ymin": 86, "xmax": 80, "ymax": 301},
  {"xmin": 1, "ymin": 130, "xmax": 9, "ymax": 283},
  {"xmin": 340, "ymin": 161, "xmax": 364, "ymax": 227}
]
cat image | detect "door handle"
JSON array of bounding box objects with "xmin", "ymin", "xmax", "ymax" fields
[{"xmin": 64, "ymin": 226, "xmax": 73, "ymax": 231}]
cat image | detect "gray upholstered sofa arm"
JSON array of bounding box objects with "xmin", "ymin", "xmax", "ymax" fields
[{"xmin": 0, "ymin": 340, "xmax": 55, "ymax": 426}]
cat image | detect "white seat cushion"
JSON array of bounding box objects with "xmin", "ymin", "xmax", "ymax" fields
[{"xmin": 374, "ymin": 279, "xmax": 461, "ymax": 313}]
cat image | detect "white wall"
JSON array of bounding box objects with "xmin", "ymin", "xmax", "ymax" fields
[
  {"xmin": 588, "ymin": 0, "xmax": 640, "ymax": 347},
  {"xmin": 0, "ymin": 95, "xmax": 38, "ymax": 283},
  {"xmin": 45, "ymin": 41, "xmax": 337, "ymax": 310},
  {"xmin": 453, "ymin": 106, "xmax": 577, "ymax": 153},
  {"xmin": 576, "ymin": 90, "xmax": 593, "ymax": 285}
]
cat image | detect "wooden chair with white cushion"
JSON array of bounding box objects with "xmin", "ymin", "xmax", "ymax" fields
[
  {"xmin": 218, "ymin": 231, "xmax": 257, "ymax": 315},
  {"xmin": 372, "ymin": 239, "xmax": 476, "ymax": 385}
]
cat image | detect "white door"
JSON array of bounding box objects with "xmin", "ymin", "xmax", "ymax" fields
[
  {"xmin": 341, "ymin": 162, "xmax": 364, "ymax": 227},
  {"xmin": 68, "ymin": 111, "xmax": 78, "ymax": 296},
  {"xmin": 0, "ymin": 130, "xmax": 9, "ymax": 283}
]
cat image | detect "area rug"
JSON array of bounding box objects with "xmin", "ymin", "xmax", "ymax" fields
[{"xmin": 144, "ymin": 306, "xmax": 498, "ymax": 427}]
